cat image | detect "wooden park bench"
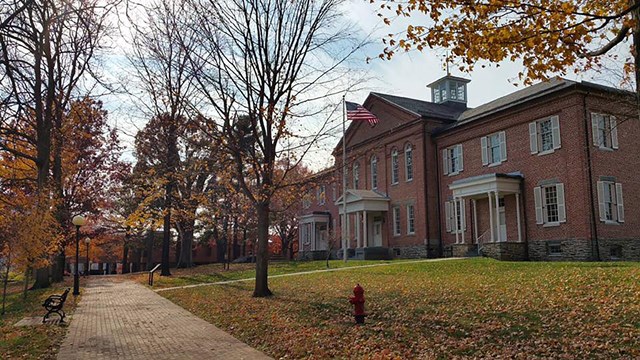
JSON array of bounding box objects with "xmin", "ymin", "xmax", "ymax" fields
[{"xmin": 42, "ymin": 288, "xmax": 70, "ymax": 323}]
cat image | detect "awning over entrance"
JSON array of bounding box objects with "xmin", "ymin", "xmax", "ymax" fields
[
  {"xmin": 299, "ymin": 212, "xmax": 330, "ymax": 224},
  {"xmin": 335, "ymin": 189, "xmax": 390, "ymax": 214},
  {"xmin": 449, "ymin": 173, "xmax": 523, "ymax": 198}
]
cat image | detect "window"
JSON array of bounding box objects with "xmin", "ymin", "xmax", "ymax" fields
[
  {"xmin": 302, "ymin": 190, "xmax": 312, "ymax": 209},
  {"xmin": 332, "ymin": 184, "xmax": 336, "ymax": 202},
  {"xmin": 353, "ymin": 162, "xmax": 359, "ymax": 189},
  {"xmin": 405, "ymin": 144, "xmax": 413, "ymax": 181},
  {"xmin": 610, "ymin": 245, "xmax": 622, "ymax": 259},
  {"xmin": 371, "ymin": 156, "xmax": 378, "ymax": 189},
  {"xmin": 456, "ymin": 83, "xmax": 465, "ymax": 101},
  {"xmin": 434, "ymin": 89, "xmax": 441, "ymax": 103},
  {"xmin": 481, "ymin": 132, "xmax": 506, "ymax": 166},
  {"xmin": 597, "ymin": 181, "xmax": 624, "ymax": 223},
  {"xmin": 591, "ymin": 113, "xmax": 619, "ymax": 150},
  {"xmin": 444, "ymin": 200, "xmax": 466, "ymax": 234},
  {"xmin": 391, "ymin": 149, "xmax": 399, "ymax": 184},
  {"xmin": 533, "ymin": 183, "xmax": 566, "ymax": 225},
  {"xmin": 317, "ymin": 185, "xmax": 326, "ymax": 205},
  {"xmin": 392, "ymin": 207, "xmax": 401, "ymax": 236},
  {"xmin": 529, "ymin": 115, "xmax": 561, "ymax": 154},
  {"xmin": 547, "ymin": 241, "xmax": 562, "ymax": 256},
  {"xmin": 442, "ymin": 144, "xmax": 463, "ymax": 175},
  {"xmin": 407, "ymin": 204, "xmax": 415, "ymax": 234}
]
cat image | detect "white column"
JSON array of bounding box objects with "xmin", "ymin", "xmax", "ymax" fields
[
  {"xmin": 453, "ymin": 197, "xmax": 459, "ymax": 244},
  {"xmin": 488, "ymin": 192, "xmax": 495, "ymax": 243},
  {"xmin": 516, "ymin": 193, "xmax": 522, "ymax": 243},
  {"xmin": 363, "ymin": 210, "xmax": 368, "ymax": 248},
  {"xmin": 311, "ymin": 222, "xmax": 316, "ymax": 251},
  {"xmin": 472, "ymin": 199, "xmax": 478, "ymax": 244},
  {"xmin": 460, "ymin": 198, "xmax": 466, "ymax": 244},
  {"xmin": 345, "ymin": 214, "xmax": 350, "ymax": 249},
  {"xmin": 495, "ymin": 191, "xmax": 501, "ymax": 242},
  {"xmin": 356, "ymin": 212, "xmax": 361, "ymax": 248}
]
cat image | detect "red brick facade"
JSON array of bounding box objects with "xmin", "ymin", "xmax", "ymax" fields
[{"xmin": 299, "ymin": 77, "xmax": 640, "ymax": 261}]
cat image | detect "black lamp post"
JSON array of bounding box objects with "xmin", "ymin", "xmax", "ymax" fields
[
  {"xmin": 85, "ymin": 237, "xmax": 91, "ymax": 277},
  {"xmin": 72, "ymin": 215, "xmax": 86, "ymax": 295}
]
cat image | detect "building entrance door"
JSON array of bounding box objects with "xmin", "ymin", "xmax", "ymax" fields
[
  {"xmin": 498, "ymin": 198, "xmax": 507, "ymax": 241},
  {"xmin": 373, "ymin": 220, "xmax": 382, "ymax": 247}
]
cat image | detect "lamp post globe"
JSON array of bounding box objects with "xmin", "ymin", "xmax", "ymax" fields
[
  {"xmin": 84, "ymin": 237, "xmax": 91, "ymax": 277},
  {"xmin": 72, "ymin": 215, "xmax": 86, "ymax": 295}
]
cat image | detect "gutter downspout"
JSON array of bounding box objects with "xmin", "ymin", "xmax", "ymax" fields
[
  {"xmin": 583, "ymin": 91, "xmax": 600, "ymax": 261},
  {"xmin": 434, "ymin": 135, "xmax": 444, "ymax": 258},
  {"xmin": 422, "ymin": 121, "xmax": 431, "ymax": 258}
]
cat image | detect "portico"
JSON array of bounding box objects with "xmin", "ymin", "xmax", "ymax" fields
[
  {"xmin": 448, "ymin": 173, "xmax": 527, "ymax": 260},
  {"xmin": 335, "ymin": 189, "xmax": 390, "ymax": 259}
]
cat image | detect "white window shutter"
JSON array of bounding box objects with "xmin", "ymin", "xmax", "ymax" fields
[
  {"xmin": 445, "ymin": 201, "xmax": 452, "ymax": 232},
  {"xmin": 597, "ymin": 181, "xmax": 606, "ymax": 221},
  {"xmin": 442, "ymin": 149, "xmax": 449, "ymax": 175},
  {"xmin": 529, "ymin": 122, "xmax": 538, "ymax": 154},
  {"xmin": 591, "ymin": 113, "xmax": 600, "ymax": 146},
  {"xmin": 611, "ymin": 116, "xmax": 619, "ymax": 149},
  {"xmin": 481, "ymin": 136, "xmax": 488, "ymax": 165},
  {"xmin": 616, "ymin": 183, "xmax": 624, "ymax": 223},
  {"xmin": 534, "ymin": 186, "xmax": 543, "ymax": 224},
  {"xmin": 551, "ymin": 116, "xmax": 561, "ymax": 149},
  {"xmin": 499, "ymin": 131, "xmax": 507, "ymax": 161},
  {"xmin": 458, "ymin": 145, "xmax": 464, "ymax": 171},
  {"xmin": 557, "ymin": 183, "xmax": 566, "ymax": 223}
]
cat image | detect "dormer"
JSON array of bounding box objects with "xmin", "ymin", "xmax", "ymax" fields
[{"xmin": 428, "ymin": 75, "xmax": 470, "ymax": 108}]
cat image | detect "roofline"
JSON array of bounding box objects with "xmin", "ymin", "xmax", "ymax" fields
[{"xmin": 427, "ymin": 75, "xmax": 471, "ymax": 87}]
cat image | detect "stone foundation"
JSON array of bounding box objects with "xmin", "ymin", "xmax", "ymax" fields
[
  {"xmin": 481, "ymin": 242, "xmax": 527, "ymax": 261},
  {"xmin": 451, "ymin": 244, "xmax": 476, "ymax": 257},
  {"xmin": 597, "ymin": 238, "xmax": 640, "ymax": 261},
  {"xmin": 528, "ymin": 238, "xmax": 592, "ymax": 261},
  {"xmin": 298, "ymin": 250, "xmax": 328, "ymax": 261}
]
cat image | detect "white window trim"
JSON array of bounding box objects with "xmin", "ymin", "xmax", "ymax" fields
[
  {"xmin": 392, "ymin": 207, "xmax": 401, "ymax": 236},
  {"xmin": 530, "ymin": 115, "xmax": 561, "ymax": 156},
  {"xmin": 597, "ymin": 180, "xmax": 624, "ymax": 223},
  {"xmin": 391, "ymin": 149, "xmax": 399, "ymax": 185},
  {"xmin": 406, "ymin": 204, "xmax": 415, "ymax": 235},
  {"xmin": 370, "ymin": 156, "xmax": 378, "ymax": 190},
  {"xmin": 405, "ymin": 145, "xmax": 413, "ymax": 182},
  {"xmin": 591, "ymin": 112, "xmax": 619, "ymax": 151},
  {"xmin": 534, "ymin": 183, "xmax": 566, "ymax": 225},
  {"xmin": 482, "ymin": 132, "xmax": 506, "ymax": 166},
  {"xmin": 443, "ymin": 144, "xmax": 463, "ymax": 176}
]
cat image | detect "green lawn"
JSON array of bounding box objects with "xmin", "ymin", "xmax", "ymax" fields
[
  {"xmin": 0, "ymin": 278, "xmax": 78, "ymax": 359},
  {"xmin": 160, "ymin": 258, "xmax": 640, "ymax": 359},
  {"xmin": 134, "ymin": 259, "xmax": 397, "ymax": 289}
]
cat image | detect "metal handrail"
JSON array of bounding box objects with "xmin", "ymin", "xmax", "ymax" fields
[
  {"xmin": 148, "ymin": 264, "xmax": 162, "ymax": 286},
  {"xmin": 476, "ymin": 229, "xmax": 491, "ymax": 256}
]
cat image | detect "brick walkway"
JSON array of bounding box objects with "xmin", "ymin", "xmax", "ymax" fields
[{"xmin": 57, "ymin": 278, "xmax": 272, "ymax": 360}]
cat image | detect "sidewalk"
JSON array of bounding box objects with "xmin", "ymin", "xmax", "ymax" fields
[{"xmin": 57, "ymin": 278, "xmax": 272, "ymax": 360}]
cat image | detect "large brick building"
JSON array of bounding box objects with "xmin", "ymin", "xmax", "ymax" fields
[{"xmin": 298, "ymin": 75, "xmax": 640, "ymax": 261}]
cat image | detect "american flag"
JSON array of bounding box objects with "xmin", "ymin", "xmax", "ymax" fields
[{"xmin": 346, "ymin": 101, "xmax": 379, "ymax": 126}]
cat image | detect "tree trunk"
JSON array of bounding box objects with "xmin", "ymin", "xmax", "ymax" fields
[
  {"xmin": 253, "ymin": 202, "xmax": 272, "ymax": 297},
  {"xmin": 51, "ymin": 251, "xmax": 65, "ymax": 283},
  {"xmin": 31, "ymin": 266, "xmax": 50, "ymax": 290},
  {"xmin": 23, "ymin": 268, "xmax": 30, "ymax": 300},
  {"xmin": 161, "ymin": 207, "xmax": 172, "ymax": 276},
  {"xmin": 177, "ymin": 220, "xmax": 195, "ymax": 268},
  {"xmin": 2, "ymin": 256, "xmax": 10, "ymax": 315},
  {"xmin": 122, "ymin": 243, "xmax": 129, "ymax": 274}
]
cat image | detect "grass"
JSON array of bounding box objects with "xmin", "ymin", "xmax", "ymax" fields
[
  {"xmin": 0, "ymin": 277, "xmax": 79, "ymax": 359},
  {"xmin": 159, "ymin": 258, "xmax": 640, "ymax": 359},
  {"xmin": 132, "ymin": 259, "xmax": 397, "ymax": 289}
]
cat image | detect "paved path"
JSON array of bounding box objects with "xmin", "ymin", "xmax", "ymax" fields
[{"xmin": 58, "ymin": 278, "xmax": 271, "ymax": 360}]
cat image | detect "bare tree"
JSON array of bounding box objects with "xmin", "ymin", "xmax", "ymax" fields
[
  {"xmin": 125, "ymin": 0, "xmax": 202, "ymax": 275},
  {"xmin": 0, "ymin": 0, "xmax": 117, "ymax": 288},
  {"xmin": 187, "ymin": 0, "xmax": 367, "ymax": 296}
]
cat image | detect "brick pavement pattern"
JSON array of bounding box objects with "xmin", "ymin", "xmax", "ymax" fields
[{"xmin": 57, "ymin": 278, "xmax": 272, "ymax": 360}]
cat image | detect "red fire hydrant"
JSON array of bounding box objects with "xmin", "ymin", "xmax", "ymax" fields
[{"xmin": 349, "ymin": 283, "xmax": 366, "ymax": 324}]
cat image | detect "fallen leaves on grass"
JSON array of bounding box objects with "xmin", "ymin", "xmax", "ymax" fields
[{"xmin": 161, "ymin": 259, "xmax": 640, "ymax": 359}]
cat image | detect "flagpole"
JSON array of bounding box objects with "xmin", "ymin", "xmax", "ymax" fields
[{"xmin": 342, "ymin": 95, "xmax": 348, "ymax": 263}]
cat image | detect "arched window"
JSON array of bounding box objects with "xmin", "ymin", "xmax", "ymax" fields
[
  {"xmin": 352, "ymin": 162, "xmax": 360, "ymax": 189},
  {"xmin": 391, "ymin": 149, "xmax": 399, "ymax": 184},
  {"xmin": 370, "ymin": 155, "xmax": 378, "ymax": 189},
  {"xmin": 405, "ymin": 144, "xmax": 413, "ymax": 181}
]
